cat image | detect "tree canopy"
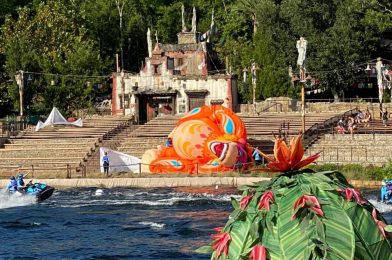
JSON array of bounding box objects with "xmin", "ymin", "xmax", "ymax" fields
[{"xmin": 0, "ymin": 0, "xmax": 391, "ymax": 116}]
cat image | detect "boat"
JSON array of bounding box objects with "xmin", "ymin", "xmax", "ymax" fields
[
  {"xmin": 380, "ymin": 180, "xmax": 392, "ymax": 203},
  {"xmin": 19, "ymin": 182, "xmax": 55, "ymax": 202}
]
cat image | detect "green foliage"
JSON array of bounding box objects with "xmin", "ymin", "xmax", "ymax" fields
[
  {"xmin": 201, "ymin": 170, "xmax": 392, "ymax": 259},
  {"xmin": 0, "ymin": 0, "xmax": 390, "ymax": 114}
]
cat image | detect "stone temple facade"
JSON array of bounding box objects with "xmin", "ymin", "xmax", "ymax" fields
[{"xmin": 111, "ymin": 9, "xmax": 238, "ymax": 123}]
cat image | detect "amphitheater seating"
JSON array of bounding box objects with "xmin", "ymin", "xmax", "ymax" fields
[
  {"xmin": 305, "ymin": 117, "xmax": 392, "ymax": 166},
  {"xmin": 0, "ymin": 116, "xmax": 131, "ymax": 178}
]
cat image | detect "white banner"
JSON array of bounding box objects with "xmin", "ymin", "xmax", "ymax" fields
[{"xmin": 100, "ymin": 147, "xmax": 141, "ymax": 174}]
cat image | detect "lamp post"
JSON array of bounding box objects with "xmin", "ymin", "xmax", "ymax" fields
[
  {"xmin": 251, "ymin": 62, "xmax": 259, "ymax": 113},
  {"xmin": 15, "ymin": 70, "xmax": 24, "ymax": 116},
  {"xmin": 115, "ymin": 0, "xmax": 125, "ymax": 71}
]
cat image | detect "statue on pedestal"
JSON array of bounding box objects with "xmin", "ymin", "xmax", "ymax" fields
[{"xmin": 296, "ymin": 37, "xmax": 307, "ymax": 82}]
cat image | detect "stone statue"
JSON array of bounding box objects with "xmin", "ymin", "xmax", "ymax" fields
[
  {"xmin": 191, "ymin": 6, "xmax": 197, "ymax": 33},
  {"xmin": 296, "ymin": 37, "xmax": 307, "ymax": 81},
  {"xmin": 181, "ymin": 5, "xmax": 187, "ymax": 32},
  {"xmin": 155, "ymin": 30, "xmax": 158, "ymax": 43},
  {"xmin": 147, "ymin": 28, "xmax": 152, "ymax": 58}
]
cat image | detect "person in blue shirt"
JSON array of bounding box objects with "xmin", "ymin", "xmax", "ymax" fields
[
  {"xmin": 102, "ymin": 152, "xmax": 110, "ymax": 176},
  {"xmin": 252, "ymin": 148, "xmax": 262, "ymax": 166},
  {"xmin": 6, "ymin": 176, "xmax": 18, "ymax": 192},
  {"xmin": 16, "ymin": 173, "xmax": 26, "ymax": 190},
  {"xmin": 165, "ymin": 138, "xmax": 173, "ymax": 147}
]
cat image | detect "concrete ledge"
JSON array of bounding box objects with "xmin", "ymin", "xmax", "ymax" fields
[{"xmin": 0, "ymin": 177, "xmax": 381, "ymax": 189}]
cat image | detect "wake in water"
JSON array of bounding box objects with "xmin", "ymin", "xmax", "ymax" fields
[{"xmin": 0, "ymin": 189, "xmax": 37, "ymax": 209}]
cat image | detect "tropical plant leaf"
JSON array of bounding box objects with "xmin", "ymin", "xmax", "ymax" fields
[
  {"xmin": 316, "ymin": 190, "xmax": 355, "ymax": 259},
  {"xmin": 225, "ymin": 211, "xmax": 257, "ymax": 259},
  {"xmin": 231, "ymin": 197, "xmax": 240, "ymax": 210},
  {"xmin": 195, "ymin": 245, "xmax": 213, "ymax": 254},
  {"xmin": 276, "ymin": 185, "xmax": 315, "ymax": 259},
  {"xmin": 384, "ymin": 225, "xmax": 392, "ymax": 232}
]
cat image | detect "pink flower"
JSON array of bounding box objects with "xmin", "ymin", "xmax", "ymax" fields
[
  {"xmin": 258, "ymin": 191, "xmax": 274, "ymax": 211},
  {"xmin": 250, "ymin": 245, "xmax": 267, "ymax": 260},
  {"xmin": 291, "ymin": 195, "xmax": 324, "ymax": 220},
  {"xmin": 211, "ymin": 230, "xmax": 231, "ymax": 258},
  {"xmin": 372, "ymin": 208, "xmax": 387, "ymax": 238},
  {"xmin": 337, "ymin": 188, "xmax": 366, "ymax": 205},
  {"xmin": 240, "ymin": 194, "xmax": 253, "ymax": 209}
]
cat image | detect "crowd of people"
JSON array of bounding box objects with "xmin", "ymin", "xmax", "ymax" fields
[{"xmin": 335, "ymin": 108, "xmax": 372, "ymax": 134}]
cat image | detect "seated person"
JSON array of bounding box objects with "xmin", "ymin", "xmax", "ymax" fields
[
  {"xmin": 336, "ymin": 117, "xmax": 346, "ymax": 134},
  {"xmin": 16, "ymin": 173, "xmax": 27, "ymax": 190},
  {"xmin": 363, "ymin": 108, "xmax": 372, "ymax": 127},
  {"xmin": 347, "ymin": 116, "xmax": 357, "ymax": 134},
  {"xmin": 6, "ymin": 176, "xmax": 18, "ymax": 192},
  {"xmin": 355, "ymin": 110, "xmax": 364, "ymax": 124}
]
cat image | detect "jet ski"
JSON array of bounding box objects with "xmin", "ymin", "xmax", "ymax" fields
[
  {"xmin": 380, "ymin": 180, "xmax": 392, "ymax": 204},
  {"xmin": 22, "ymin": 182, "xmax": 55, "ymax": 202}
]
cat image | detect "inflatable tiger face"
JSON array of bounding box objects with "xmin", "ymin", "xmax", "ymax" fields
[{"xmin": 141, "ymin": 105, "xmax": 253, "ymax": 174}]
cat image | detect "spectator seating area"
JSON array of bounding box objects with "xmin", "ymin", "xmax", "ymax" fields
[{"xmin": 0, "ymin": 116, "xmax": 130, "ymax": 178}]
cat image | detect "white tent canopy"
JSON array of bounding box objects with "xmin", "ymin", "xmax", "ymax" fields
[
  {"xmin": 35, "ymin": 107, "xmax": 83, "ymax": 131},
  {"xmin": 100, "ymin": 147, "xmax": 141, "ymax": 174}
]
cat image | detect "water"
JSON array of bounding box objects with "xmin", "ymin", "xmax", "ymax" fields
[
  {"xmin": 0, "ymin": 187, "xmax": 391, "ymax": 260},
  {"xmin": 0, "ymin": 187, "xmax": 240, "ymax": 260}
]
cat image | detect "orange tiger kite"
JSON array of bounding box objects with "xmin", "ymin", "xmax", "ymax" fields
[{"xmin": 141, "ymin": 105, "xmax": 253, "ymax": 174}]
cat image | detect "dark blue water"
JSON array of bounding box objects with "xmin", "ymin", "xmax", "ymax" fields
[
  {"xmin": 1, "ymin": 187, "xmax": 391, "ymax": 260},
  {"xmin": 0, "ymin": 187, "xmax": 239, "ymax": 260}
]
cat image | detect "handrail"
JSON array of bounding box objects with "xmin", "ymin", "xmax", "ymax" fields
[
  {"xmin": 302, "ymin": 108, "xmax": 360, "ymax": 149},
  {"xmin": 259, "ymin": 102, "xmax": 283, "ymax": 113}
]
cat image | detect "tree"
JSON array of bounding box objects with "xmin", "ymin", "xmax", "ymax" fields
[{"xmin": 0, "ymin": 1, "xmax": 103, "ymax": 115}]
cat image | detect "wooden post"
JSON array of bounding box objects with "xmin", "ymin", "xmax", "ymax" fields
[{"xmin": 301, "ymin": 82, "xmax": 305, "ymax": 134}]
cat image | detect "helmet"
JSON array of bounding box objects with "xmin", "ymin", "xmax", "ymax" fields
[
  {"xmin": 17, "ymin": 174, "xmax": 24, "ymax": 179},
  {"xmin": 10, "ymin": 176, "xmax": 15, "ymax": 180}
]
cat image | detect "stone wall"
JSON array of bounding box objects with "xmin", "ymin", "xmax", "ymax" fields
[{"xmin": 238, "ymin": 98, "xmax": 388, "ymax": 115}]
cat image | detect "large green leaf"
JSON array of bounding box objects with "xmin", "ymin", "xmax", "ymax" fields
[
  {"xmin": 316, "ymin": 190, "xmax": 355, "ymax": 259},
  {"xmin": 276, "ymin": 185, "xmax": 315, "ymax": 259},
  {"xmin": 225, "ymin": 210, "xmax": 257, "ymax": 259},
  {"xmin": 345, "ymin": 203, "xmax": 392, "ymax": 260}
]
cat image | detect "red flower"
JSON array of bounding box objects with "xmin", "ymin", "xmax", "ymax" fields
[
  {"xmin": 240, "ymin": 194, "xmax": 253, "ymax": 209},
  {"xmin": 291, "ymin": 195, "xmax": 324, "ymax": 220},
  {"xmin": 258, "ymin": 191, "xmax": 274, "ymax": 211},
  {"xmin": 337, "ymin": 188, "xmax": 366, "ymax": 205},
  {"xmin": 372, "ymin": 208, "xmax": 387, "ymax": 238},
  {"xmin": 250, "ymin": 245, "xmax": 267, "ymax": 260},
  {"xmin": 211, "ymin": 230, "xmax": 231, "ymax": 258},
  {"xmin": 257, "ymin": 134, "xmax": 320, "ymax": 172}
]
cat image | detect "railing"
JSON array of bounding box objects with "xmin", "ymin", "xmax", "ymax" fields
[
  {"xmin": 0, "ymin": 118, "xmax": 29, "ymax": 138},
  {"xmin": 259, "ymin": 102, "xmax": 283, "ymax": 113},
  {"xmin": 306, "ymin": 145, "xmax": 391, "ymax": 166}
]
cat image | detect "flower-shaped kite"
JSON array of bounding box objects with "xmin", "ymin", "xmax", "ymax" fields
[{"xmin": 259, "ymin": 134, "xmax": 320, "ymax": 172}]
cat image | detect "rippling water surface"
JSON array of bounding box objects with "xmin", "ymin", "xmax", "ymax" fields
[
  {"xmin": 0, "ymin": 187, "xmax": 239, "ymax": 260},
  {"xmin": 0, "ymin": 187, "xmax": 391, "ymax": 260}
]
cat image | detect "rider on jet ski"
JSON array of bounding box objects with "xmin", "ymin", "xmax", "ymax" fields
[{"xmin": 6, "ymin": 176, "xmax": 18, "ymax": 192}]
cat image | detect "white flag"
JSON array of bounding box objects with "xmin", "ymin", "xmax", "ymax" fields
[{"xmin": 100, "ymin": 147, "xmax": 141, "ymax": 174}]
